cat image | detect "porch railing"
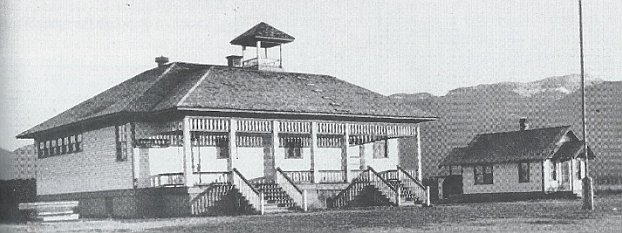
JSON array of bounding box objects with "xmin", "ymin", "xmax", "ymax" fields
[
  {"xmin": 150, "ymin": 172, "xmax": 184, "ymax": 187},
  {"xmin": 276, "ymin": 168, "xmax": 308, "ymax": 211},
  {"xmin": 242, "ymin": 57, "xmax": 281, "ymax": 69},
  {"xmin": 317, "ymin": 170, "xmax": 346, "ymax": 183},
  {"xmin": 196, "ymin": 171, "xmax": 230, "ymax": 185},
  {"xmin": 397, "ymin": 166, "xmax": 427, "ymax": 204},
  {"xmin": 282, "ymin": 170, "xmax": 314, "ymax": 184},
  {"xmin": 231, "ymin": 168, "xmax": 264, "ymax": 214}
]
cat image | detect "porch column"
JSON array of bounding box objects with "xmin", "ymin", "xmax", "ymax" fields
[
  {"xmin": 310, "ymin": 122, "xmax": 318, "ymax": 183},
  {"xmin": 256, "ymin": 41, "xmax": 261, "ymax": 66},
  {"xmin": 416, "ymin": 125, "xmax": 423, "ymax": 181},
  {"xmin": 228, "ymin": 118, "xmax": 238, "ymax": 171},
  {"xmin": 272, "ymin": 120, "xmax": 280, "ymax": 180},
  {"xmin": 342, "ymin": 123, "xmax": 350, "ymax": 182},
  {"xmin": 359, "ymin": 145, "xmax": 366, "ymax": 170},
  {"xmin": 182, "ymin": 117, "xmax": 194, "ymax": 187}
]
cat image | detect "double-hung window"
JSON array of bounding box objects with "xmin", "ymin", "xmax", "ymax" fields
[{"xmin": 474, "ymin": 165, "xmax": 493, "ymax": 184}]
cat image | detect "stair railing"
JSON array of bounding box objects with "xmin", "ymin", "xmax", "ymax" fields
[
  {"xmin": 231, "ymin": 168, "xmax": 264, "ymax": 215},
  {"xmin": 367, "ymin": 166, "xmax": 401, "ymax": 206},
  {"xmin": 330, "ymin": 166, "xmax": 402, "ymax": 208},
  {"xmin": 276, "ymin": 168, "xmax": 308, "ymax": 211},
  {"xmin": 330, "ymin": 170, "xmax": 369, "ymax": 208},
  {"xmin": 397, "ymin": 165, "xmax": 427, "ymax": 204},
  {"xmin": 190, "ymin": 183, "xmax": 233, "ymax": 215}
]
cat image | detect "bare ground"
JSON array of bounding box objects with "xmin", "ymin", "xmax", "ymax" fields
[{"xmin": 2, "ymin": 194, "xmax": 621, "ymax": 233}]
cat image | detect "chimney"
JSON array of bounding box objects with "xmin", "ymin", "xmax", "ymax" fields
[
  {"xmin": 519, "ymin": 118, "xmax": 529, "ymax": 131},
  {"xmin": 155, "ymin": 56, "xmax": 169, "ymax": 68},
  {"xmin": 226, "ymin": 55, "xmax": 243, "ymax": 67}
]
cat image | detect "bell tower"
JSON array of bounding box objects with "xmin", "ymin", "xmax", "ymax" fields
[{"xmin": 228, "ymin": 22, "xmax": 295, "ymax": 71}]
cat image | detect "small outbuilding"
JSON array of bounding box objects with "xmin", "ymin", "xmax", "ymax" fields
[{"xmin": 438, "ymin": 120, "xmax": 595, "ymax": 201}]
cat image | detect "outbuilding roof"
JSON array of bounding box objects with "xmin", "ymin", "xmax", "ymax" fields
[
  {"xmin": 438, "ymin": 126, "xmax": 594, "ymax": 167},
  {"xmin": 17, "ymin": 62, "xmax": 436, "ymax": 138}
]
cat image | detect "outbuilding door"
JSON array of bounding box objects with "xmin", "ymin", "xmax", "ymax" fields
[
  {"xmin": 560, "ymin": 160, "xmax": 571, "ymax": 191},
  {"xmin": 442, "ymin": 175, "xmax": 463, "ymax": 198}
]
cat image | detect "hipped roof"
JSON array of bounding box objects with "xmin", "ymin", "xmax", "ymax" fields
[
  {"xmin": 439, "ymin": 126, "xmax": 595, "ymax": 167},
  {"xmin": 230, "ymin": 22, "xmax": 295, "ymax": 48},
  {"xmin": 18, "ymin": 62, "xmax": 436, "ymax": 138}
]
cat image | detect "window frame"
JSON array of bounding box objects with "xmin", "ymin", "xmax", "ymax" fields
[
  {"xmin": 216, "ymin": 138, "xmax": 230, "ymax": 159},
  {"xmin": 474, "ymin": 164, "xmax": 494, "ymax": 185},
  {"xmin": 372, "ymin": 139, "xmax": 389, "ymax": 159},
  {"xmin": 36, "ymin": 132, "xmax": 83, "ymax": 159},
  {"xmin": 518, "ymin": 162, "xmax": 530, "ymax": 183},
  {"xmin": 285, "ymin": 138, "xmax": 303, "ymax": 159},
  {"xmin": 551, "ymin": 161, "xmax": 557, "ymax": 181},
  {"xmin": 115, "ymin": 125, "xmax": 128, "ymax": 162}
]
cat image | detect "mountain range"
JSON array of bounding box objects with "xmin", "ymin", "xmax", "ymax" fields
[{"xmin": 394, "ymin": 74, "xmax": 621, "ymax": 186}]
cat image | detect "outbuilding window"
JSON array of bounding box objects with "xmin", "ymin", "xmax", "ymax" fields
[
  {"xmin": 474, "ymin": 165, "xmax": 493, "ymax": 184},
  {"xmin": 518, "ymin": 162, "xmax": 530, "ymax": 183}
]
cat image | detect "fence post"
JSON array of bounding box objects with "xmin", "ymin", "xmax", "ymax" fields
[
  {"xmin": 302, "ymin": 190, "xmax": 308, "ymax": 212},
  {"xmin": 260, "ymin": 192, "xmax": 265, "ymax": 215},
  {"xmin": 424, "ymin": 186, "xmax": 431, "ymax": 207}
]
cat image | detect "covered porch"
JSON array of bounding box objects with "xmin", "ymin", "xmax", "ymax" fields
[{"xmin": 134, "ymin": 116, "xmax": 423, "ymax": 188}]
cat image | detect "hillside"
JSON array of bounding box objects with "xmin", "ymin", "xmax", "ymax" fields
[{"xmin": 394, "ymin": 75, "xmax": 621, "ymax": 185}]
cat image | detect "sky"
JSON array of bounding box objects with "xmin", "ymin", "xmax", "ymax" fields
[{"xmin": 1, "ymin": 0, "xmax": 621, "ymax": 150}]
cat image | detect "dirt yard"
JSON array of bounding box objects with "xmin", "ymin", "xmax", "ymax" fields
[{"xmin": 2, "ymin": 194, "xmax": 621, "ymax": 233}]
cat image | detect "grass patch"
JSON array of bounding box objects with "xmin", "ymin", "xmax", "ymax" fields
[{"xmin": 2, "ymin": 194, "xmax": 621, "ymax": 233}]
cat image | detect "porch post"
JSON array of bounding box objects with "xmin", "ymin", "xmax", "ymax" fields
[
  {"xmin": 310, "ymin": 122, "xmax": 318, "ymax": 183},
  {"xmin": 182, "ymin": 117, "xmax": 193, "ymax": 187},
  {"xmin": 416, "ymin": 125, "xmax": 423, "ymax": 181},
  {"xmin": 256, "ymin": 41, "xmax": 261, "ymax": 67},
  {"xmin": 228, "ymin": 118, "xmax": 238, "ymax": 171},
  {"xmin": 359, "ymin": 145, "xmax": 366, "ymax": 170},
  {"xmin": 272, "ymin": 120, "xmax": 280, "ymax": 180},
  {"xmin": 342, "ymin": 123, "xmax": 350, "ymax": 182}
]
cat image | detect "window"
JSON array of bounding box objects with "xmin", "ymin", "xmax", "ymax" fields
[
  {"xmin": 551, "ymin": 162, "xmax": 557, "ymax": 181},
  {"xmin": 518, "ymin": 162, "xmax": 530, "ymax": 183},
  {"xmin": 474, "ymin": 165, "xmax": 493, "ymax": 184},
  {"xmin": 216, "ymin": 138, "xmax": 229, "ymax": 159},
  {"xmin": 116, "ymin": 125, "xmax": 128, "ymax": 161},
  {"xmin": 373, "ymin": 140, "xmax": 388, "ymax": 158},
  {"xmin": 449, "ymin": 166, "xmax": 462, "ymax": 175},
  {"xmin": 37, "ymin": 132, "xmax": 83, "ymax": 159},
  {"xmin": 576, "ymin": 161, "xmax": 582, "ymax": 179},
  {"xmin": 285, "ymin": 138, "xmax": 303, "ymax": 159}
]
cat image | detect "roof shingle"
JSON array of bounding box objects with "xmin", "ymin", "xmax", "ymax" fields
[
  {"xmin": 439, "ymin": 126, "xmax": 579, "ymax": 166},
  {"xmin": 18, "ymin": 62, "xmax": 435, "ymax": 138}
]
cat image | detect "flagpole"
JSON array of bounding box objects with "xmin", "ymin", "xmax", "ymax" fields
[{"xmin": 578, "ymin": 0, "xmax": 594, "ymax": 210}]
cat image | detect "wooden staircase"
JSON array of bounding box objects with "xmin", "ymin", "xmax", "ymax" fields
[
  {"xmin": 380, "ymin": 166, "xmax": 427, "ymax": 207},
  {"xmin": 330, "ymin": 166, "xmax": 428, "ymax": 208},
  {"xmin": 254, "ymin": 181, "xmax": 298, "ymax": 214},
  {"xmin": 329, "ymin": 166, "xmax": 400, "ymax": 208},
  {"xmin": 388, "ymin": 180, "xmax": 423, "ymax": 206},
  {"xmin": 191, "ymin": 169, "xmax": 307, "ymax": 216}
]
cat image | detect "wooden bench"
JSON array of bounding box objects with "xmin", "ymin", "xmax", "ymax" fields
[{"xmin": 18, "ymin": 201, "xmax": 80, "ymax": 222}]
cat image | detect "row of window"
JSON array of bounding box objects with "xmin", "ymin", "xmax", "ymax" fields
[
  {"xmin": 37, "ymin": 133, "xmax": 83, "ymax": 158},
  {"xmin": 473, "ymin": 162, "xmax": 531, "ymax": 185}
]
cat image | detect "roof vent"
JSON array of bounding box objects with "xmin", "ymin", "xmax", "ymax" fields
[{"xmin": 155, "ymin": 56, "xmax": 169, "ymax": 68}]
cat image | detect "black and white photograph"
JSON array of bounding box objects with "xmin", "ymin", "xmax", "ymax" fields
[{"xmin": 1, "ymin": 0, "xmax": 621, "ymax": 232}]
